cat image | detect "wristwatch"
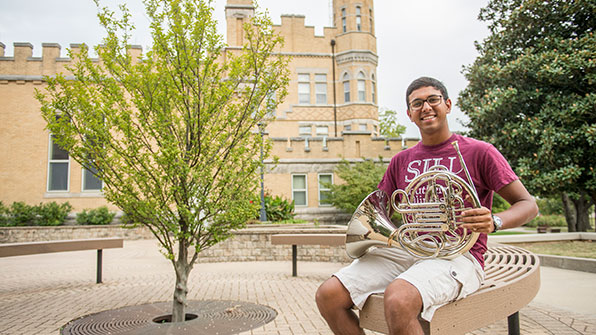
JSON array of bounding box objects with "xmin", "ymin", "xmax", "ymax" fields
[{"xmin": 492, "ymin": 215, "xmax": 503, "ymax": 232}]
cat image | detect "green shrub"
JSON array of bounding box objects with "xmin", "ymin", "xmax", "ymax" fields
[
  {"xmin": 34, "ymin": 202, "xmax": 72, "ymax": 226},
  {"xmin": 536, "ymin": 197, "xmax": 564, "ymax": 216},
  {"xmin": 0, "ymin": 201, "xmax": 10, "ymax": 226},
  {"xmin": 10, "ymin": 202, "xmax": 37, "ymax": 226},
  {"xmin": 76, "ymin": 206, "xmax": 116, "ymax": 225},
  {"xmin": 0, "ymin": 201, "xmax": 72, "ymax": 226},
  {"xmin": 253, "ymin": 194, "xmax": 295, "ymax": 222},
  {"xmin": 492, "ymin": 193, "xmax": 510, "ymax": 213},
  {"xmin": 525, "ymin": 214, "xmax": 566, "ymax": 228}
]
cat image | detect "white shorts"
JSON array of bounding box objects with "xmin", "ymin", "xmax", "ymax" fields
[{"xmin": 334, "ymin": 247, "xmax": 484, "ymax": 321}]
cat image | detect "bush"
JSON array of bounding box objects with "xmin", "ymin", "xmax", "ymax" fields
[
  {"xmin": 35, "ymin": 202, "xmax": 72, "ymax": 226},
  {"xmin": 76, "ymin": 206, "xmax": 116, "ymax": 225},
  {"xmin": 253, "ymin": 194, "xmax": 295, "ymax": 222},
  {"xmin": 536, "ymin": 197, "xmax": 564, "ymax": 215},
  {"xmin": 0, "ymin": 201, "xmax": 72, "ymax": 226},
  {"xmin": 492, "ymin": 193, "xmax": 510, "ymax": 213},
  {"xmin": 525, "ymin": 214, "xmax": 567, "ymax": 228}
]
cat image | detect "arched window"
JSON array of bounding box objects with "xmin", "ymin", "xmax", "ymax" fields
[
  {"xmin": 357, "ymin": 72, "xmax": 366, "ymax": 102},
  {"xmin": 341, "ymin": 8, "xmax": 347, "ymax": 33},
  {"xmin": 371, "ymin": 73, "xmax": 377, "ymax": 104},
  {"xmin": 356, "ymin": 6, "xmax": 362, "ymax": 31},
  {"xmin": 343, "ymin": 73, "xmax": 350, "ymax": 103}
]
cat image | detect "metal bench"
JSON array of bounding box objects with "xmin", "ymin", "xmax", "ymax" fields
[
  {"xmin": 359, "ymin": 243, "xmax": 541, "ymax": 335},
  {"xmin": 270, "ymin": 233, "xmax": 345, "ymax": 276},
  {"xmin": 0, "ymin": 237, "xmax": 124, "ymax": 283}
]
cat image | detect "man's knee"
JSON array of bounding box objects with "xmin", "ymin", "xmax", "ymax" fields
[
  {"xmin": 316, "ymin": 276, "xmax": 352, "ymax": 309},
  {"xmin": 383, "ymin": 279, "xmax": 422, "ymax": 316}
]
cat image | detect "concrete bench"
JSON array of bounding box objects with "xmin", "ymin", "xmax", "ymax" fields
[
  {"xmin": 270, "ymin": 233, "xmax": 345, "ymax": 276},
  {"xmin": 0, "ymin": 237, "xmax": 123, "ymax": 284},
  {"xmin": 359, "ymin": 243, "xmax": 540, "ymax": 335}
]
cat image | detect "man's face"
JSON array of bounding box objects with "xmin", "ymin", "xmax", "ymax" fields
[{"xmin": 406, "ymin": 86, "xmax": 451, "ymax": 135}]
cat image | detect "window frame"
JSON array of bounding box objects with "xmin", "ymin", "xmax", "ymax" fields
[
  {"xmin": 292, "ymin": 174, "xmax": 308, "ymax": 207},
  {"xmin": 47, "ymin": 134, "xmax": 70, "ymax": 192},
  {"xmin": 318, "ymin": 173, "xmax": 333, "ymax": 206},
  {"xmin": 356, "ymin": 6, "xmax": 362, "ymax": 31},
  {"xmin": 357, "ymin": 71, "xmax": 366, "ymax": 102},
  {"xmin": 314, "ymin": 73, "xmax": 327, "ymax": 105},
  {"xmin": 298, "ymin": 73, "xmax": 311, "ymax": 104},
  {"xmin": 81, "ymin": 165, "xmax": 103, "ymax": 192},
  {"xmin": 341, "ymin": 8, "xmax": 347, "ymax": 32},
  {"xmin": 299, "ymin": 125, "xmax": 312, "ymax": 136},
  {"xmin": 343, "ymin": 73, "xmax": 350, "ymax": 103}
]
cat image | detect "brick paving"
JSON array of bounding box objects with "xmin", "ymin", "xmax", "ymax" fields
[{"xmin": 0, "ymin": 239, "xmax": 595, "ymax": 335}]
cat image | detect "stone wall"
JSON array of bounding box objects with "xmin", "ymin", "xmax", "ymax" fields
[{"xmin": 0, "ymin": 224, "xmax": 352, "ymax": 264}]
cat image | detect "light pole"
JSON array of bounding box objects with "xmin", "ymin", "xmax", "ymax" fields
[{"xmin": 258, "ymin": 122, "xmax": 268, "ymax": 222}]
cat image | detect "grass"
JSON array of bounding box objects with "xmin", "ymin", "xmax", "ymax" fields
[{"xmin": 510, "ymin": 241, "xmax": 596, "ymax": 259}]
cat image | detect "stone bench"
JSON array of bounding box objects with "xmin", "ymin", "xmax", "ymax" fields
[
  {"xmin": 270, "ymin": 233, "xmax": 345, "ymax": 276},
  {"xmin": 358, "ymin": 243, "xmax": 540, "ymax": 335},
  {"xmin": 0, "ymin": 237, "xmax": 123, "ymax": 283}
]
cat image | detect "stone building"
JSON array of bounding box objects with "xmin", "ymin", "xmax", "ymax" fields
[{"xmin": 0, "ymin": 0, "xmax": 417, "ymax": 223}]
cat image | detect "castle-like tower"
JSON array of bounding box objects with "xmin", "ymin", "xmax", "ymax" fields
[{"xmin": 0, "ymin": 1, "xmax": 415, "ymax": 223}]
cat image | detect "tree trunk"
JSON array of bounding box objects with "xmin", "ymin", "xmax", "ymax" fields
[
  {"xmin": 572, "ymin": 192, "xmax": 591, "ymax": 232},
  {"xmin": 561, "ymin": 193, "xmax": 577, "ymax": 232},
  {"xmin": 592, "ymin": 192, "xmax": 596, "ymax": 232},
  {"xmin": 172, "ymin": 240, "xmax": 190, "ymax": 323}
]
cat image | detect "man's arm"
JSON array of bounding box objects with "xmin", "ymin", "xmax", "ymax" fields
[{"xmin": 460, "ymin": 180, "xmax": 539, "ymax": 234}]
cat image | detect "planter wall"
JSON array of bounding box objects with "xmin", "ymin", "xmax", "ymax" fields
[{"xmin": 0, "ymin": 224, "xmax": 352, "ymax": 264}]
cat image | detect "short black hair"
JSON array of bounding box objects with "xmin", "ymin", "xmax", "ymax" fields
[{"xmin": 405, "ymin": 77, "xmax": 449, "ymax": 108}]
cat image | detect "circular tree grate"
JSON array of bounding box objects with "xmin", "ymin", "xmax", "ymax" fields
[{"xmin": 61, "ymin": 300, "xmax": 277, "ymax": 335}]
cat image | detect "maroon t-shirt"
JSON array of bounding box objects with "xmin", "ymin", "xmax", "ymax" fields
[{"xmin": 378, "ymin": 133, "xmax": 518, "ymax": 268}]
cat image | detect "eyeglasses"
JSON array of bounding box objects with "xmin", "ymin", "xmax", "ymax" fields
[{"xmin": 409, "ymin": 95, "xmax": 443, "ymax": 111}]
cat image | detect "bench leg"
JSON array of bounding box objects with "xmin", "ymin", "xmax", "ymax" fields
[
  {"xmin": 292, "ymin": 245, "xmax": 297, "ymax": 277},
  {"xmin": 96, "ymin": 249, "xmax": 103, "ymax": 284},
  {"xmin": 507, "ymin": 312, "xmax": 520, "ymax": 335}
]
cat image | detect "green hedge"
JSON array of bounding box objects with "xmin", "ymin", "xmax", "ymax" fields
[
  {"xmin": 525, "ymin": 214, "xmax": 567, "ymax": 228},
  {"xmin": 253, "ymin": 194, "xmax": 295, "ymax": 222},
  {"xmin": 0, "ymin": 201, "xmax": 72, "ymax": 226},
  {"xmin": 76, "ymin": 206, "xmax": 116, "ymax": 225}
]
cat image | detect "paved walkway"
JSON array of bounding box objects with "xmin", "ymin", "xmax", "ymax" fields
[{"xmin": 1, "ymin": 239, "xmax": 595, "ymax": 335}]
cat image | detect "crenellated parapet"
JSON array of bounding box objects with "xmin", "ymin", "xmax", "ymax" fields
[{"xmin": 0, "ymin": 42, "xmax": 143, "ymax": 81}]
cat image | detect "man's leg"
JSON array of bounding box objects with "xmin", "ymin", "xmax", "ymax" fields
[
  {"xmin": 383, "ymin": 278, "xmax": 424, "ymax": 335},
  {"xmin": 316, "ymin": 276, "xmax": 365, "ymax": 335}
]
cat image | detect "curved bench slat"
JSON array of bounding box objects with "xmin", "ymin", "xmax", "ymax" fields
[{"xmin": 359, "ymin": 243, "xmax": 541, "ymax": 334}]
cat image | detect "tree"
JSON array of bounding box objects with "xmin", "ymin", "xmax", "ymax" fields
[
  {"xmin": 36, "ymin": 0, "xmax": 289, "ymax": 322},
  {"xmin": 379, "ymin": 108, "xmax": 406, "ymax": 142},
  {"xmin": 458, "ymin": 0, "xmax": 596, "ymax": 231},
  {"xmin": 325, "ymin": 158, "xmax": 388, "ymax": 214}
]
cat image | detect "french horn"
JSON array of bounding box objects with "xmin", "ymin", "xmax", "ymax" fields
[{"xmin": 345, "ymin": 141, "xmax": 480, "ymax": 259}]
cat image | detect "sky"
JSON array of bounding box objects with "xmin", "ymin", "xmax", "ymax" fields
[{"xmin": 0, "ymin": 0, "xmax": 490, "ymax": 138}]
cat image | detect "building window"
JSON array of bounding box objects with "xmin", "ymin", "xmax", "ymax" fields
[
  {"xmin": 318, "ymin": 173, "xmax": 333, "ymax": 206},
  {"xmin": 315, "ymin": 74, "xmax": 327, "ymax": 104},
  {"xmin": 371, "ymin": 73, "xmax": 377, "ymax": 104},
  {"xmin": 359, "ymin": 123, "xmax": 367, "ymax": 131},
  {"xmin": 292, "ymin": 174, "xmax": 307, "ymax": 206},
  {"xmin": 82, "ymin": 166, "xmax": 102, "ymax": 191},
  {"xmin": 48, "ymin": 135, "xmax": 69, "ymax": 191},
  {"xmin": 298, "ymin": 73, "xmax": 310, "ymax": 104},
  {"xmin": 356, "ymin": 6, "xmax": 362, "ymax": 31},
  {"xmin": 344, "ymin": 124, "xmax": 351, "ymax": 131},
  {"xmin": 299, "ymin": 125, "xmax": 312, "ymax": 136},
  {"xmin": 343, "ymin": 73, "xmax": 350, "ymax": 103},
  {"xmin": 316, "ymin": 126, "xmax": 329, "ymax": 136},
  {"xmin": 369, "ymin": 8, "xmax": 374, "ymax": 33},
  {"xmin": 341, "ymin": 8, "xmax": 347, "ymax": 32},
  {"xmin": 357, "ymin": 71, "xmax": 366, "ymax": 102}
]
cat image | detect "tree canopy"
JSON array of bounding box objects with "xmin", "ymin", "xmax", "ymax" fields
[
  {"xmin": 36, "ymin": 0, "xmax": 289, "ymax": 321},
  {"xmin": 458, "ymin": 0, "xmax": 596, "ymax": 231}
]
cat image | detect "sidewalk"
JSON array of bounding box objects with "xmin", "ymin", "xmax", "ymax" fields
[{"xmin": 1, "ymin": 239, "xmax": 595, "ymax": 335}]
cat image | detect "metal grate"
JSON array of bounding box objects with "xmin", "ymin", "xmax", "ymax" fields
[{"xmin": 61, "ymin": 300, "xmax": 277, "ymax": 335}]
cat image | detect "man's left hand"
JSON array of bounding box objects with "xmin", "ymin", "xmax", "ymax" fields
[{"xmin": 460, "ymin": 207, "xmax": 494, "ymax": 234}]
